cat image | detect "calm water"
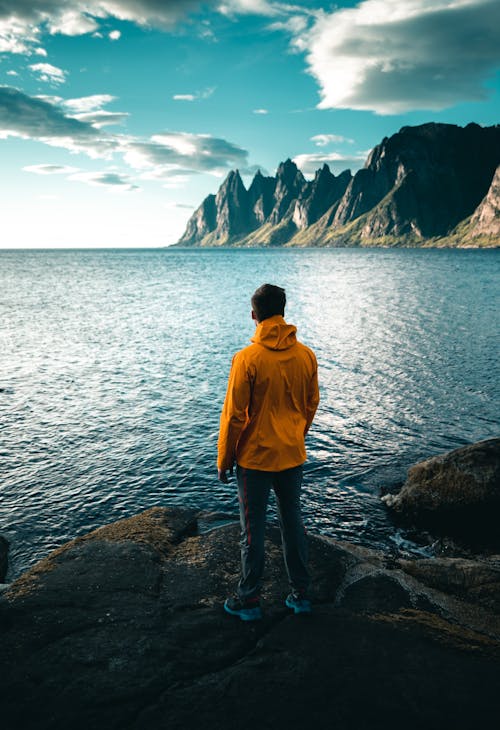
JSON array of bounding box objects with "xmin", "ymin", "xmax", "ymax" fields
[{"xmin": 1, "ymin": 248, "xmax": 499, "ymax": 579}]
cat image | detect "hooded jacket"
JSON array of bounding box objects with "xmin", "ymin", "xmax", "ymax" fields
[{"xmin": 217, "ymin": 315, "xmax": 319, "ymax": 472}]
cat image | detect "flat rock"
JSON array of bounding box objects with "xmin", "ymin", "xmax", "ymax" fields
[
  {"xmin": 382, "ymin": 438, "xmax": 500, "ymax": 543},
  {"xmin": 1, "ymin": 506, "xmax": 500, "ymax": 730}
]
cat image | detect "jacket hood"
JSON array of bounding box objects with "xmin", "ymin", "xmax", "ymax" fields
[{"xmin": 251, "ymin": 315, "xmax": 297, "ymax": 351}]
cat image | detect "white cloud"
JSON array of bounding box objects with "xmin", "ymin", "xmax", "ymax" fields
[
  {"xmin": 47, "ymin": 9, "xmax": 99, "ymax": 35},
  {"xmin": 0, "ymin": 1, "xmax": 309, "ymax": 55},
  {"xmin": 72, "ymin": 110, "xmax": 129, "ymax": 127},
  {"xmin": 6, "ymin": 70, "xmax": 18, "ymax": 76},
  {"xmin": 172, "ymin": 87, "xmax": 215, "ymax": 101},
  {"xmin": 109, "ymin": 30, "xmax": 121, "ymax": 40},
  {"xmin": 35, "ymin": 47, "xmax": 48, "ymax": 56},
  {"xmin": 253, "ymin": 108, "xmax": 269, "ymax": 114},
  {"xmin": 311, "ymin": 134, "xmax": 354, "ymax": 146},
  {"xmin": 30, "ymin": 62, "xmax": 67, "ymax": 84},
  {"xmin": 23, "ymin": 163, "xmax": 80, "ymax": 174},
  {"xmin": 0, "ymin": 1, "xmax": 205, "ymax": 55},
  {"xmin": 124, "ymin": 132, "xmax": 248, "ymax": 175},
  {"xmin": 0, "ymin": 86, "xmax": 251, "ymax": 180},
  {"xmin": 293, "ymin": 151, "xmax": 367, "ymax": 176},
  {"xmin": 62, "ymin": 94, "xmax": 116, "ymax": 112},
  {"xmin": 295, "ymin": 0, "xmax": 500, "ymax": 114},
  {"xmin": 0, "ymin": 86, "xmax": 118, "ymax": 157},
  {"xmin": 165, "ymin": 200, "xmax": 195, "ymax": 208},
  {"xmin": 67, "ymin": 170, "xmax": 139, "ymax": 191}
]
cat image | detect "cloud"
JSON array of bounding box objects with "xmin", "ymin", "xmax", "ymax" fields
[
  {"xmin": 30, "ymin": 62, "xmax": 67, "ymax": 84},
  {"xmin": 23, "ymin": 163, "xmax": 80, "ymax": 174},
  {"xmin": 0, "ymin": 86, "xmax": 117, "ymax": 157},
  {"xmin": 123, "ymin": 132, "xmax": 249, "ymax": 175},
  {"xmin": 165, "ymin": 201, "xmax": 195, "ymax": 208},
  {"xmin": 253, "ymin": 108, "xmax": 269, "ymax": 114},
  {"xmin": 295, "ymin": 0, "xmax": 500, "ymax": 114},
  {"xmin": 35, "ymin": 47, "xmax": 48, "ymax": 56},
  {"xmin": 172, "ymin": 87, "xmax": 215, "ymax": 101},
  {"xmin": 71, "ymin": 110, "xmax": 129, "ymax": 127},
  {"xmin": 0, "ymin": 1, "xmax": 205, "ymax": 54},
  {"xmin": 67, "ymin": 170, "xmax": 139, "ymax": 191},
  {"xmin": 6, "ymin": 70, "xmax": 18, "ymax": 76},
  {"xmin": 311, "ymin": 134, "xmax": 354, "ymax": 146},
  {"xmin": 62, "ymin": 94, "xmax": 116, "ymax": 112},
  {"xmin": 0, "ymin": 86, "xmax": 251, "ymax": 180},
  {"xmin": 293, "ymin": 151, "xmax": 367, "ymax": 176},
  {"xmin": 0, "ymin": 1, "xmax": 303, "ymax": 54}
]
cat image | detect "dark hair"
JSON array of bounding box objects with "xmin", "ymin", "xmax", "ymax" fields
[{"xmin": 251, "ymin": 284, "xmax": 286, "ymax": 322}]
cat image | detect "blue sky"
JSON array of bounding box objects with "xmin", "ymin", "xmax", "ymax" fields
[{"xmin": 1, "ymin": 0, "xmax": 499, "ymax": 247}]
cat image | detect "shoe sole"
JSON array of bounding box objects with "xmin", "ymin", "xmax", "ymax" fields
[
  {"xmin": 285, "ymin": 597, "xmax": 312, "ymax": 615},
  {"xmin": 224, "ymin": 601, "xmax": 263, "ymax": 621}
]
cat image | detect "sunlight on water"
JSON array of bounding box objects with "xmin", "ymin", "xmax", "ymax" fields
[{"xmin": 0, "ymin": 247, "xmax": 499, "ymax": 578}]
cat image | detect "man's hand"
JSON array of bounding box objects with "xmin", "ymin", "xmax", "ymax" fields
[{"xmin": 218, "ymin": 466, "xmax": 234, "ymax": 483}]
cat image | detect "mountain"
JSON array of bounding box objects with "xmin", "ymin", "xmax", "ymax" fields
[{"xmin": 176, "ymin": 123, "xmax": 500, "ymax": 248}]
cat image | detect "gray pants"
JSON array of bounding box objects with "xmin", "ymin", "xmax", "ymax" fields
[{"xmin": 236, "ymin": 464, "xmax": 310, "ymax": 601}]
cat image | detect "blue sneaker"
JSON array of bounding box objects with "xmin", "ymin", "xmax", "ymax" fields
[
  {"xmin": 285, "ymin": 591, "xmax": 312, "ymax": 615},
  {"xmin": 224, "ymin": 596, "xmax": 263, "ymax": 622}
]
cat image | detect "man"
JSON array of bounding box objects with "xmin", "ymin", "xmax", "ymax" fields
[{"xmin": 217, "ymin": 283, "xmax": 319, "ymax": 621}]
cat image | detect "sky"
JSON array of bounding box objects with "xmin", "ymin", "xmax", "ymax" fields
[{"xmin": 1, "ymin": 0, "xmax": 499, "ymax": 247}]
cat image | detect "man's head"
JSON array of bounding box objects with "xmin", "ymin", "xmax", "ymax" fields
[{"xmin": 251, "ymin": 284, "xmax": 286, "ymax": 323}]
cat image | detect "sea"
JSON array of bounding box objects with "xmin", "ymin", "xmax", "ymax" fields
[{"xmin": 1, "ymin": 247, "xmax": 499, "ymax": 580}]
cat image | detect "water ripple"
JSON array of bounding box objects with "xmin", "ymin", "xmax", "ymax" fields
[{"xmin": 0, "ymin": 248, "xmax": 499, "ymax": 578}]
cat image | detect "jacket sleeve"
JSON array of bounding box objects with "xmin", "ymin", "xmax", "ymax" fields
[
  {"xmin": 217, "ymin": 353, "xmax": 252, "ymax": 471},
  {"xmin": 304, "ymin": 355, "xmax": 320, "ymax": 435}
]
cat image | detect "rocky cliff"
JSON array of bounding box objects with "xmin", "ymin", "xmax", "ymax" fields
[{"xmin": 176, "ymin": 122, "xmax": 500, "ymax": 248}]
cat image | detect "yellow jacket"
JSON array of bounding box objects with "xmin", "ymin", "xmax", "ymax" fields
[{"xmin": 217, "ymin": 315, "xmax": 319, "ymax": 472}]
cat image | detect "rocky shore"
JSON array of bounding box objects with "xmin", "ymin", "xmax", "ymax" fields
[{"xmin": 1, "ymin": 439, "xmax": 499, "ymax": 729}]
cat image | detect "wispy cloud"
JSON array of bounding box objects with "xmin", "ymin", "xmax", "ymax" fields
[
  {"xmin": 29, "ymin": 62, "xmax": 67, "ymax": 84},
  {"xmin": 293, "ymin": 151, "xmax": 367, "ymax": 176},
  {"xmin": 172, "ymin": 87, "xmax": 215, "ymax": 102},
  {"xmin": 293, "ymin": 0, "xmax": 500, "ymax": 114},
  {"xmin": 23, "ymin": 163, "xmax": 80, "ymax": 174},
  {"xmin": 0, "ymin": 86, "xmax": 251, "ymax": 181},
  {"xmin": 62, "ymin": 95, "xmax": 117, "ymax": 113},
  {"xmin": 311, "ymin": 134, "xmax": 354, "ymax": 146},
  {"xmin": 123, "ymin": 132, "xmax": 249, "ymax": 175},
  {"xmin": 253, "ymin": 108, "xmax": 269, "ymax": 115},
  {"xmin": 68, "ymin": 171, "xmax": 139, "ymax": 191}
]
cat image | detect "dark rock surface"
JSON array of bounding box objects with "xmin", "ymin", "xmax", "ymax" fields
[
  {"xmin": 382, "ymin": 438, "xmax": 500, "ymax": 544},
  {"xmin": 176, "ymin": 122, "xmax": 500, "ymax": 248},
  {"xmin": 1, "ymin": 506, "xmax": 500, "ymax": 730}
]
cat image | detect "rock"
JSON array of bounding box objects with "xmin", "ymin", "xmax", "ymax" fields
[
  {"xmin": 267, "ymin": 158, "xmax": 307, "ymax": 224},
  {"xmin": 398, "ymin": 555, "xmax": 500, "ymax": 614},
  {"xmin": 467, "ymin": 164, "xmax": 500, "ymax": 239},
  {"xmin": 248, "ymin": 169, "xmax": 276, "ymax": 224},
  {"xmin": 1, "ymin": 506, "xmax": 500, "ymax": 729},
  {"xmin": 292, "ymin": 165, "xmax": 352, "ymax": 229},
  {"xmin": 0, "ymin": 535, "xmax": 8, "ymax": 582},
  {"xmin": 177, "ymin": 194, "xmax": 217, "ymax": 246},
  {"xmin": 382, "ymin": 439, "xmax": 500, "ymax": 544}
]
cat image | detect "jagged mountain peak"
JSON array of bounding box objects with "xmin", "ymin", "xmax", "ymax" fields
[{"xmin": 176, "ymin": 122, "xmax": 500, "ymax": 248}]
